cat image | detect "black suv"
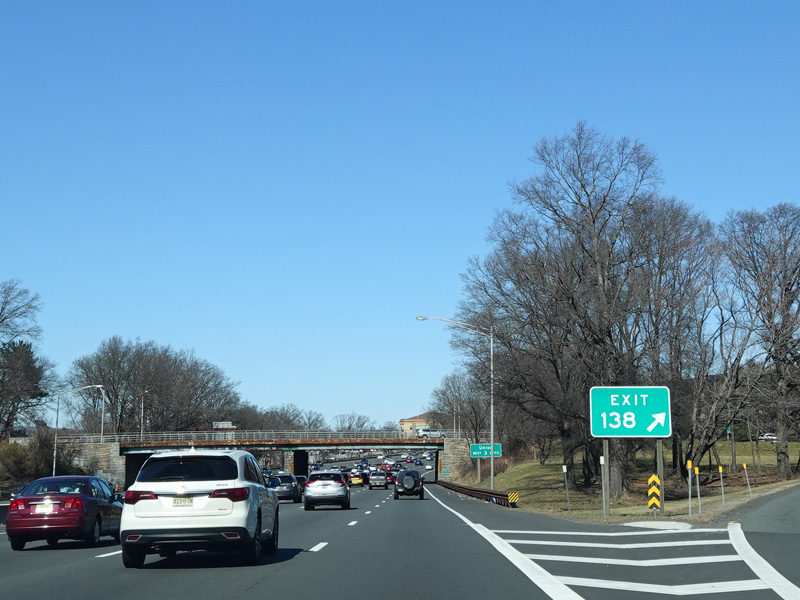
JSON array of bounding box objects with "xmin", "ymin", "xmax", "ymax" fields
[{"xmin": 393, "ymin": 470, "xmax": 424, "ymax": 500}]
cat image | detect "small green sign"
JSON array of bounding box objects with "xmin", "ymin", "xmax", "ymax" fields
[
  {"xmin": 590, "ymin": 386, "xmax": 672, "ymax": 438},
  {"xmin": 470, "ymin": 443, "xmax": 502, "ymax": 458}
]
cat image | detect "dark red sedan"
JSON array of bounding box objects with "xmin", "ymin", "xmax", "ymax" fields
[{"xmin": 6, "ymin": 475, "xmax": 123, "ymax": 551}]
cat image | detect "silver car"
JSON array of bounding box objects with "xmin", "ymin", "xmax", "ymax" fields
[
  {"xmin": 303, "ymin": 471, "xmax": 350, "ymax": 510},
  {"xmin": 368, "ymin": 471, "xmax": 388, "ymax": 490}
]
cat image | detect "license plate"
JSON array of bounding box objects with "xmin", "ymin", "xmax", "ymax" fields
[
  {"xmin": 35, "ymin": 504, "xmax": 54, "ymax": 514},
  {"xmin": 173, "ymin": 496, "xmax": 193, "ymax": 507}
]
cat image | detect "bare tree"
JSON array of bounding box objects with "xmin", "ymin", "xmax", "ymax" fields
[
  {"xmin": 0, "ymin": 279, "xmax": 42, "ymax": 344},
  {"xmin": 332, "ymin": 412, "xmax": 375, "ymax": 431},
  {"xmin": 720, "ymin": 204, "xmax": 800, "ymax": 479},
  {"xmin": 457, "ymin": 122, "xmax": 663, "ymax": 495},
  {"xmin": 428, "ymin": 371, "xmax": 488, "ymax": 443},
  {"xmin": 299, "ymin": 409, "xmax": 327, "ymax": 431},
  {"xmin": 67, "ymin": 336, "xmax": 241, "ymax": 433}
]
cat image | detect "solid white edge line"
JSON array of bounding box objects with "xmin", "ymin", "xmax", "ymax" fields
[
  {"xmin": 308, "ymin": 542, "xmax": 327, "ymax": 552},
  {"xmin": 425, "ymin": 487, "xmax": 583, "ymax": 600},
  {"xmin": 728, "ymin": 522, "xmax": 800, "ymax": 600}
]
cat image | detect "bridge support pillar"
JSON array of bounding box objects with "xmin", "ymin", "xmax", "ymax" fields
[{"xmin": 283, "ymin": 450, "xmax": 309, "ymax": 475}]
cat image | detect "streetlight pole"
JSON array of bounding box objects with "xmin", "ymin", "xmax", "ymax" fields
[
  {"xmin": 96, "ymin": 385, "xmax": 108, "ymax": 443},
  {"xmin": 416, "ymin": 315, "xmax": 495, "ymax": 491},
  {"xmin": 140, "ymin": 389, "xmax": 148, "ymax": 438},
  {"xmin": 53, "ymin": 384, "xmax": 104, "ymax": 475}
]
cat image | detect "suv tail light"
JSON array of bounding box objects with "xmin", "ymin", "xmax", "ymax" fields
[
  {"xmin": 125, "ymin": 490, "xmax": 158, "ymax": 505},
  {"xmin": 210, "ymin": 487, "xmax": 250, "ymax": 502}
]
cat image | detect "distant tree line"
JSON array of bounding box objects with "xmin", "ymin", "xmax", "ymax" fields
[
  {"xmin": 426, "ymin": 121, "xmax": 800, "ymax": 498},
  {"xmin": 0, "ymin": 281, "xmax": 386, "ymax": 447}
]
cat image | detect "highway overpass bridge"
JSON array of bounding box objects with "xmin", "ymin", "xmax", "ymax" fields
[{"xmin": 55, "ymin": 430, "xmax": 468, "ymax": 488}]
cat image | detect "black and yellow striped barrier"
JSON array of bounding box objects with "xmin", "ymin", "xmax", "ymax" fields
[{"xmin": 648, "ymin": 474, "xmax": 661, "ymax": 511}]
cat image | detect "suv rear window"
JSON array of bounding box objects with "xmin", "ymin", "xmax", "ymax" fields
[
  {"xmin": 277, "ymin": 475, "xmax": 294, "ymax": 484},
  {"xmin": 137, "ymin": 456, "xmax": 238, "ymax": 482},
  {"xmin": 309, "ymin": 473, "xmax": 343, "ymax": 483}
]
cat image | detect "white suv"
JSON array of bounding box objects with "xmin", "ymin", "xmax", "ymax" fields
[
  {"xmin": 416, "ymin": 427, "xmax": 445, "ymax": 438},
  {"xmin": 120, "ymin": 449, "xmax": 279, "ymax": 568}
]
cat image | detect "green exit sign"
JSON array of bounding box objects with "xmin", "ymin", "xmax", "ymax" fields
[
  {"xmin": 470, "ymin": 443, "xmax": 502, "ymax": 458},
  {"xmin": 590, "ymin": 386, "xmax": 671, "ymax": 438}
]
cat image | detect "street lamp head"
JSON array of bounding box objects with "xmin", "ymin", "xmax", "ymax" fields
[{"xmin": 416, "ymin": 316, "xmax": 429, "ymax": 321}]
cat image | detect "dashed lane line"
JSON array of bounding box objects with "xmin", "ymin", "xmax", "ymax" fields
[{"xmin": 309, "ymin": 542, "xmax": 327, "ymax": 552}]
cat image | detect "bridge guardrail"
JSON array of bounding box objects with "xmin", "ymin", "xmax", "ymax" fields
[
  {"xmin": 54, "ymin": 429, "xmax": 475, "ymax": 444},
  {"xmin": 436, "ymin": 479, "xmax": 518, "ymax": 508}
]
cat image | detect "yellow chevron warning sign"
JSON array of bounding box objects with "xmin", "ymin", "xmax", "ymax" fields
[
  {"xmin": 508, "ymin": 492, "xmax": 519, "ymax": 505},
  {"xmin": 648, "ymin": 474, "xmax": 661, "ymax": 510}
]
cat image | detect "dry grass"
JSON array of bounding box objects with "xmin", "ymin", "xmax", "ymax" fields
[{"xmin": 452, "ymin": 441, "xmax": 800, "ymax": 523}]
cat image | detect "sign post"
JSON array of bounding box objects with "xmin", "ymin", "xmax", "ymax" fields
[{"xmin": 591, "ymin": 386, "xmax": 671, "ymax": 518}]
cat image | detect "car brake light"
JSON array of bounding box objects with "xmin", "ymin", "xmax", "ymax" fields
[
  {"xmin": 211, "ymin": 487, "xmax": 250, "ymax": 502},
  {"xmin": 125, "ymin": 490, "xmax": 158, "ymax": 505},
  {"xmin": 9, "ymin": 499, "xmax": 24, "ymax": 511},
  {"xmin": 63, "ymin": 497, "xmax": 84, "ymax": 510}
]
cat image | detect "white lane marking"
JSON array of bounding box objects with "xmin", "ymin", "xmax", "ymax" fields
[
  {"xmin": 365, "ymin": 511, "xmax": 372, "ymax": 515},
  {"xmin": 309, "ymin": 542, "xmax": 327, "ymax": 552},
  {"xmin": 375, "ymin": 505, "xmax": 381, "ymax": 508},
  {"xmin": 524, "ymin": 553, "xmax": 742, "ymax": 566},
  {"xmin": 624, "ymin": 520, "xmax": 693, "ymax": 530},
  {"xmin": 493, "ymin": 528, "xmax": 726, "ymax": 536},
  {"xmin": 425, "ymin": 487, "xmax": 583, "ymax": 600},
  {"xmin": 505, "ymin": 538, "xmax": 730, "ymax": 549},
  {"xmin": 728, "ymin": 522, "xmax": 800, "ymax": 599},
  {"xmin": 557, "ymin": 575, "xmax": 769, "ymax": 595},
  {"xmin": 348, "ymin": 521, "xmax": 357, "ymax": 526},
  {"xmin": 96, "ymin": 550, "xmax": 122, "ymax": 558}
]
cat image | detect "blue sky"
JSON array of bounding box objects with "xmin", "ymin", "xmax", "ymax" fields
[{"xmin": 2, "ymin": 2, "xmax": 798, "ymax": 427}]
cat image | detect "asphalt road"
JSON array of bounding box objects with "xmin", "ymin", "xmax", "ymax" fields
[{"xmin": 2, "ymin": 478, "xmax": 800, "ymax": 599}]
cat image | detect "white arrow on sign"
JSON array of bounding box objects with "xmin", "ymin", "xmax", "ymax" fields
[{"xmin": 647, "ymin": 413, "xmax": 666, "ymax": 433}]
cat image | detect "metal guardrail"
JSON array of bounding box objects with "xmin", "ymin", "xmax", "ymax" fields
[{"xmin": 436, "ymin": 479, "xmax": 518, "ymax": 508}]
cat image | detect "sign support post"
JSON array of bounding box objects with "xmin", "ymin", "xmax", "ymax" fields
[
  {"xmin": 656, "ymin": 439, "xmax": 664, "ymax": 517},
  {"xmin": 602, "ymin": 441, "xmax": 610, "ymax": 519},
  {"xmin": 590, "ymin": 386, "xmax": 671, "ymax": 519}
]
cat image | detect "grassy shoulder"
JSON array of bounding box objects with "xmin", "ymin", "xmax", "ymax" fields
[{"xmin": 450, "ymin": 442, "xmax": 800, "ymax": 524}]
